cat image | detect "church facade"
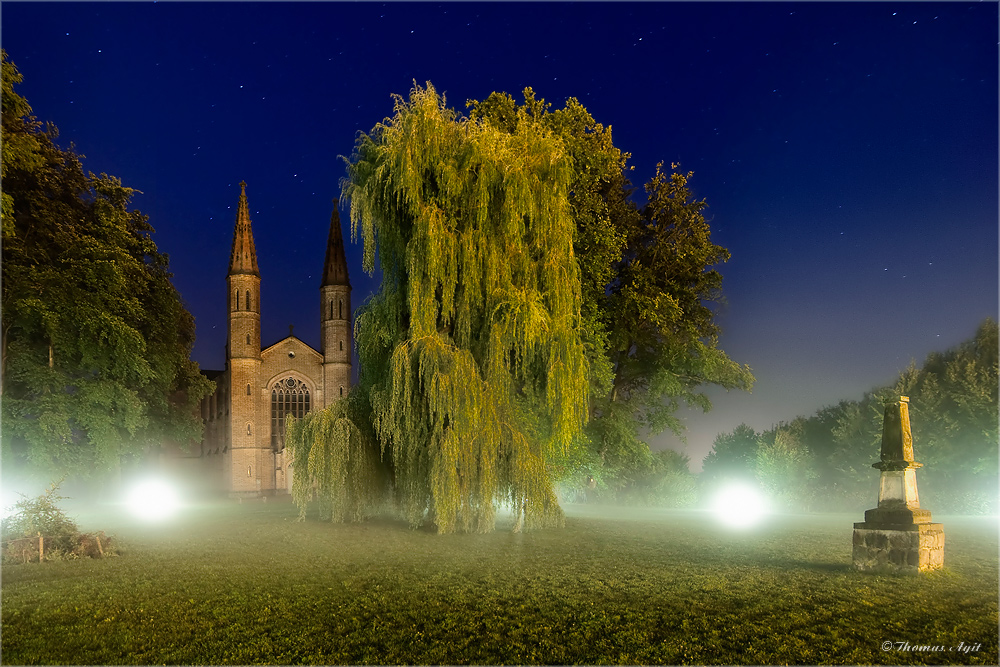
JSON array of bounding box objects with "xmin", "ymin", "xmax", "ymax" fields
[{"xmin": 197, "ymin": 182, "xmax": 352, "ymax": 497}]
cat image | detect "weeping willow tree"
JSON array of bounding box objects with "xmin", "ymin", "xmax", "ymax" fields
[
  {"xmin": 284, "ymin": 392, "xmax": 385, "ymax": 523},
  {"xmin": 342, "ymin": 83, "xmax": 589, "ymax": 533}
]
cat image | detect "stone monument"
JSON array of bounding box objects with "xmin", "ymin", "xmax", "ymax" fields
[{"xmin": 852, "ymin": 396, "xmax": 944, "ymax": 574}]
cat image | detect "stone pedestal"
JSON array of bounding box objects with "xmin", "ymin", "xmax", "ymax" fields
[{"xmin": 853, "ymin": 522, "xmax": 944, "ymax": 574}]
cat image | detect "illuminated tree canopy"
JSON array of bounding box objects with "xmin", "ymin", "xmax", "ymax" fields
[
  {"xmin": 469, "ymin": 90, "xmax": 754, "ymax": 490},
  {"xmin": 342, "ymin": 83, "xmax": 589, "ymax": 533},
  {"xmin": 289, "ymin": 84, "xmax": 755, "ymax": 527}
]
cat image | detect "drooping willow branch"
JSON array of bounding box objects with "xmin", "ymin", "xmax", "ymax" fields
[
  {"xmin": 342, "ymin": 83, "xmax": 589, "ymax": 533},
  {"xmin": 284, "ymin": 397, "xmax": 384, "ymax": 523}
]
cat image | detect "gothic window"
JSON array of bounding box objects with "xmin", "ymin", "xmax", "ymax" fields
[
  {"xmin": 246, "ymin": 290, "xmax": 251, "ymax": 311},
  {"xmin": 235, "ymin": 289, "xmax": 240, "ymax": 311},
  {"xmin": 271, "ymin": 377, "xmax": 310, "ymax": 452},
  {"xmin": 246, "ymin": 333, "xmax": 251, "ymax": 345},
  {"xmin": 339, "ymin": 340, "xmax": 343, "ymax": 351},
  {"xmin": 246, "ymin": 383, "xmax": 251, "ymax": 396},
  {"xmin": 338, "ymin": 299, "xmax": 343, "ymax": 319},
  {"xmin": 329, "ymin": 300, "xmax": 334, "ymax": 320}
]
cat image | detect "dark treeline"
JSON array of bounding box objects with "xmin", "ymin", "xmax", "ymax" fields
[{"xmin": 701, "ymin": 318, "xmax": 998, "ymax": 515}]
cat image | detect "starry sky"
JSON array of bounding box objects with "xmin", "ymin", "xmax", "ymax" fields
[{"xmin": 3, "ymin": 2, "xmax": 997, "ymax": 469}]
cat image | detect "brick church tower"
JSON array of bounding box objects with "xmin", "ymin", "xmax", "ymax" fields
[
  {"xmin": 226, "ymin": 181, "xmax": 263, "ymax": 495},
  {"xmin": 199, "ymin": 184, "xmax": 352, "ymax": 497},
  {"xmin": 320, "ymin": 199, "xmax": 352, "ymax": 403}
]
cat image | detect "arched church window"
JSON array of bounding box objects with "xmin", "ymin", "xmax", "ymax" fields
[
  {"xmin": 235, "ymin": 289, "xmax": 240, "ymax": 311},
  {"xmin": 338, "ymin": 299, "xmax": 343, "ymax": 319},
  {"xmin": 339, "ymin": 386, "xmax": 344, "ymax": 397},
  {"xmin": 246, "ymin": 290, "xmax": 251, "ymax": 311},
  {"xmin": 329, "ymin": 300, "xmax": 334, "ymax": 321},
  {"xmin": 247, "ymin": 423, "xmax": 252, "ymax": 436},
  {"xmin": 246, "ymin": 383, "xmax": 251, "ymax": 396},
  {"xmin": 339, "ymin": 340, "xmax": 343, "ymax": 351},
  {"xmin": 271, "ymin": 377, "xmax": 310, "ymax": 452},
  {"xmin": 246, "ymin": 334, "xmax": 251, "ymax": 345}
]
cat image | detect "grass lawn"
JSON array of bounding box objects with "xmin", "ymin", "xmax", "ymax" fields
[{"xmin": 2, "ymin": 498, "xmax": 997, "ymax": 665}]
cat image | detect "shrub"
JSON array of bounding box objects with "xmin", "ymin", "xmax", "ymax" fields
[{"xmin": 1, "ymin": 480, "xmax": 116, "ymax": 564}]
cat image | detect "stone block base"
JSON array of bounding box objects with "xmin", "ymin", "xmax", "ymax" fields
[{"xmin": 853, "ymin": 522, "xmax": 944, "ymax": 574}]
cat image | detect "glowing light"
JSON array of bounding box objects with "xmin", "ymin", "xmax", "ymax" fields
[
  {"xmin": 126, "ymin": 479, "xmax": 180, "ymax": 521},
  {"xmin": 711, "ymin": 483, "xmax": 768, "ymax": 529},
  {"xmin": 1, "ymin": 498, "xmax": 16, "ymax": 520}
]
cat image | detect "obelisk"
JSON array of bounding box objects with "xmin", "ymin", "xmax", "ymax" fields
[{"xmin": 852, "ymin": 396, "xmax": 944, "ymax": 574}]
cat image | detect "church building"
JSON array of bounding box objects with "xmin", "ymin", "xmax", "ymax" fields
[{"xmin": 198, "ymin": 182, "xmax": 352, "ymax": 497}]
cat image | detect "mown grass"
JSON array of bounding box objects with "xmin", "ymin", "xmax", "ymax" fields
[{"xmin": 2, "ymin": 498, "xmax": 997, "ymax": 665}]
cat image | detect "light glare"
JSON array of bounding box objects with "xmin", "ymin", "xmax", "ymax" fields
[
  {"xmin": 126, "ymin": 479, "xmax": 180, "ymax": 521},
  {"xmin": 712, "ymin": 483, "xmax": 767, "ymax": 529}
]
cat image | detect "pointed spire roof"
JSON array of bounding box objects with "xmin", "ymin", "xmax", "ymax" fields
[
  {"xmin": 322, "ymin": 199, "xmax": 351, "ymax": 287},
  {"xmin": 228, "ymin": 181, "xmax": 260, "ymax": 276}
]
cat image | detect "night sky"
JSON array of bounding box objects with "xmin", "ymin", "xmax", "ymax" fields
[{"xmin": 3, "ymin": 2, "xmax": 996, "ymax": 469}]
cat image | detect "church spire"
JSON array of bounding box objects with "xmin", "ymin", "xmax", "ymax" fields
[
  {"xmin": 229, "ymin": 181, "xmax": 260, "ymax": 276},
  {"xmin": 321, "ymin": 199, "xmax": 351, "ymax": 287}
]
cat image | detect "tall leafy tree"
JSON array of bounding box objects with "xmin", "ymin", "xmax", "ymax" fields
[
  {"xmin": 607, "ymin": 164, "xmax": 754, "ymax": 436},
  {"xmin": 469, "ymin": 90, "xmax": 753, "ymax": 490},
  {"xmin": 342, "ymin": 83, "xmax": 589, "ymax": 533},
  {"xmin": 701, "ymin": 423, "xmax": 761, "ymax": 482},
  {"xmin": 1, "ymin": 51, "xmax": 213, "ymax": 485},
  {"xmin": 615, "ymin": 448, "xmax": 698, "ymax": 507},
  {"xmin": 468, "ymin": 89, "xmax": 631, "ymax": 405},
  {"xmin": 754, "ymin": 425, "xmax": 817, "ymax": 511},
  {"xmin": 889, "ymin": 319, "xmax": 998, "ymax": 512}
]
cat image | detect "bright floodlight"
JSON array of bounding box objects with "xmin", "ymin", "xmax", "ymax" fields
[
  {"xmin": 711, "ymin": 482, "xmax": 767, "ymax": 529},
  {"xmin": 126, "ymin": 479, "xmax": 180, "ymax": 521}
]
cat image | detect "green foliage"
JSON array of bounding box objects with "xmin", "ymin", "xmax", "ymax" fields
[
  {"xmin": 1, "ymin": 50, "xmax": 42, "ymax": 238},
  {"xmin": 701, "ymin": 423, "xmax": 761, "ymax": 482},
  {"xmin": 344, "ymin": 83, "xmax": 587, "ymax": 532},
  {"xmin": 1, "ymin": 479, "xmax": 116, "ymax": 563},
  {"xmin": 754, "ymin": 427, "xmax": 817, "ymax": 511},
  {"xmin": 469, "ymin": 89, "xmax": 753, "ymax": 496},
  {"xmin": 1, "ymin": 480, "xmax": 79, "ymax": 553},
  {"xmin": 468, "ymin": 88, "xmax": 630, "ymax": 403},
  {"xmin": 708, "ymin": 318, "xmax": 998, "ymax": 514},
  {"xmin": 1, "ymin": 51, "xmax": 214, "ymax": 484},
  {"xmin": 607, "ymin": 164, "xmax": 754, "ymax": 435},
  {"xmin": 285, "ymin": 392, "xmax": 386, "ymax": 523},
  {"xmin": 614, "ymin": 449, "xmax": 698, "ymax": 507},
  {"xmin": 823, "ymin": 320, "xmax": 1000, "ymax": 513},
  {"xmin": 889, "ymin": 318, "xmax": 998, "ymax": 513}
]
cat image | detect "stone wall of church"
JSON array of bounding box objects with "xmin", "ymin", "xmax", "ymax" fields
[
  {"xmin": 261, "ymin": 340, "xmax": 324, "ymax": 397},
  {"xmin": 228, "ymin": 358, "xmax": 261, "ymax": 494},
  {"xmin": 321, "ymin": 283, "xmax": 352, "ymax": 407}
]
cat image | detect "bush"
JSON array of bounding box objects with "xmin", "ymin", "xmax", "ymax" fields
[
  {"xmin": 609, "ymin": 450, "xmax": 698, "ymax": 508},
  {"xmin": 1, "ymin": 480, "xmax": 116, "ymax": 564}
]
